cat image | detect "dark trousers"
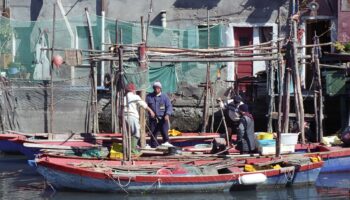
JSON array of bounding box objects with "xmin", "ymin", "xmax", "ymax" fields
[{"xmin": 149, "ymin": 118, "xmax": 169, "ymax": 147}]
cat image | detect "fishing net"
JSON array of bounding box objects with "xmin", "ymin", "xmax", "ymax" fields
[{"xmin": 0, "ymin": 14, "xmax": 225, "ymax": 133}]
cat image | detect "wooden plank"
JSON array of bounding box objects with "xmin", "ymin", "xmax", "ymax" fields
[
  {"xmin": 271, "ymin": 112, "xmax": 315, "ymax": 119},
  {"xmin": 6, "ymin": 130, "xmax": 49, "ymax": 138},
  {"xmin": 23, "ymin": 143, "xmax": 98, "ymax": 150},
  {"xmin": 139, "ymin": 150, "xmax": 166, "ymax": 155}
]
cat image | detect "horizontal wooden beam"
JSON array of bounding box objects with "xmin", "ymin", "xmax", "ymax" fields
[{"xmin": 271, "ymin": 112, "xmax": 315, "ymax": 119}]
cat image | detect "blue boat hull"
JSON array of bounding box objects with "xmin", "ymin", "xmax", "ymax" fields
[
  {"xmin": 259, "ymin": 167, "xmax": 321, "ymax": 188},
  {"xmin": 321, "ymin": 156, "xmax": 350, "ymax": 173},
  {"xmin": 37, "ymin": 165, "xmax": 321, "ymax": 193},
  {"xmin": 0, "ymin": 140, "xmax": 22, "ymax": 153},
  {"xmin": 0, "ymin": 140, "xmax": 39, "ymax": 158}
]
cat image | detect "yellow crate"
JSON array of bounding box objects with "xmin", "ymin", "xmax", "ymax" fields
[{"xmin": 110, "ymin": 151, "xmax": 123, "ymax": 159}]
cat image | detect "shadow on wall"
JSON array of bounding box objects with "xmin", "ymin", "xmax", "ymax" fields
[
  {"xmin": 151, "ymin": 12, "xmax": 162, "ymax": 27},
  {"xmin": 30, "ymin": 0, "xmax": 43, "ymax": 21},
  {"xmin": 235, "ymin": 0, "xmax": 287, "ymax": 23},
  {"xmin": 173, "ymin": 0, "xmax": 221, "ymax": 9}
]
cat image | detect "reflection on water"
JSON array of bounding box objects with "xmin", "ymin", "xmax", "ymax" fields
[{"xmin": 1, "ymin": 153, "xmax": 350, "ymax": 200}]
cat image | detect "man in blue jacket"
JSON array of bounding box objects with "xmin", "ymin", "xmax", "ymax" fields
[{"xmin": 146, "ymin": 81, "xmax": 173, "ymax": 147}]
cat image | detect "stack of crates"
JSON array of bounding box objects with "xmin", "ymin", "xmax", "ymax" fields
[{"xmin": 256, "ymin": 132, "xmax": 295, "ymax": 155}]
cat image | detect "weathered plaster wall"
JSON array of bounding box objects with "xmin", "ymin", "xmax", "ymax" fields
[
  {"xmin": 8, "ymin": 0, "xmax": 289, "ymax": 28},
  {"xmin": 106, "ymin": 0, "xmax": 288, "ymax": 28},
  {"xmin": 338, "ymin": 0, "xmax": 350, "ymax": 42}
]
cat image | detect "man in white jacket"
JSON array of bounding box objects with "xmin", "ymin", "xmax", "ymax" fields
[{"xmin": 124, "ymin": 83, "xmax": 155, "ymax": 154}]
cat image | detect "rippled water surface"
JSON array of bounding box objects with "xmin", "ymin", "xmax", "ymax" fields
[{"xmin": 0, "ymin": 153, "xmax": 349, "ymax": 200}]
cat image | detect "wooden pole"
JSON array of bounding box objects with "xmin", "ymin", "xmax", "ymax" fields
[
  {"xmin": 210, "ymin": 83, "xmax": 215, "ymax": 133},
  {"xmin": 293, "ymin": 74, "xmax": 301, "ymax": 133},
  {"xmin": 49, "ymin": 3, "xmax": 56, "ymax": 139},
  {"xmin": 115, "ymin": 20, "xmax": 120, "ymax": 133},
  {"xmin": 139, "ymin": 16, "xmax": 147, "ymax": 148},
  {"xmin": 119, "ymin": 47, "xmax": 130, "ymax": 161},
  {"xmin": 201, "ymin": 10, "xmax": 211, "ymax": 133},
  {"xmin": 267, "ymin": 43, "xmax": 276, "ymax": 132},
  {"xmin": 85, "ymin": 8, "xmax": 99, "ymax": 134},
  {"xmin": 110, "ymin": 21, "xmax": 118, "ymax": 133},
  {"xmin": 292, "ymin": 19, "xmax": 305, "ymax": 144},
  {"xmin": 314, "ymin": 34, "xmax": 324, "ymax": 141},
  {"xmin": 276, "ymin": 36, "xmax": 284, "ymax": 157},
  {"xmin": 148, "ymin": 56, "xmax": 278, "ymax": 63},
  {"xmin": 276, "ymin": 57, "xmax": 284, "ymax": 157},
  {"xmin": 314, "ymin": 89, "xmax": 319, "ymax": 142},
  {"xmin": 219, "ymin": 106, "xmax": 230, "ymax": 147},
  {"xmin": 202, "ymin": 63, "xmax": 210, "ymax": 132},
  {"xmin": 282, "ymin": 66, "xmax": 291, "ymax": 133},
  {"xmin": 145, "ymin": 0, "xmax": 153, "ymax": 45}
]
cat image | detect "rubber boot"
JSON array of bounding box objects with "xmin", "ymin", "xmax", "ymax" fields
[{"xmin": 131, "ymin": 136, "xmax": 141, "ymax": 155}]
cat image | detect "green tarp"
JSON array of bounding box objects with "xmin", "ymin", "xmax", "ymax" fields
[
  {"xmin": 148, "ymin": 64, "xmax": 177, "ymax": 93},
  {"xmin": 124, "ymin": 64, "xmax": 177, "ymax": 93}
]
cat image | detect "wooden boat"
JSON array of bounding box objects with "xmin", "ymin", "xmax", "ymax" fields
[
  {"xmin": 35, "ymin": 155, "xmax": 323, "ymax": 193},
  {"xmin": 186, "ymin": 142, "xmax": 350, "ymax": 173},
  {"xmin": 304, "ymin": 145, "xmax": 350, "ymax": 173},
  {"xmin": 0, "ymin": 133, "xmax": 26, "ymax": 153},
  {"xmin": 0, "ymin": 133, "xmax": 102, "ymax": 159},
  {"xmin": 0, "ymin": 131, "xmax": 221, "ymax": 159}
]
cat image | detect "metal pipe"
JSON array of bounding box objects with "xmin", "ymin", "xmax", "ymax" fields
[
  {"xmin": 101, "ymin": 10, "xmax": 105, "ymax": 87},
  {"xmin": 56, "ymin": 0, "xmax": 75, "ymax": 48}
]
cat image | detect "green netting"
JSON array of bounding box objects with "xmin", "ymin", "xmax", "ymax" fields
[{"xmin": 1, "ymin": 14, "xmax": 225, "ymax": 87}]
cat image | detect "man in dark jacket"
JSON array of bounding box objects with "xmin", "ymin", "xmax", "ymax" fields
[
  {"xmin": 236, "ymin": 104, "xmax": 256, "ymax": 154},
  {"xmin": 146, "ymin": 81, "xmax": 173, "ymax": 147}
]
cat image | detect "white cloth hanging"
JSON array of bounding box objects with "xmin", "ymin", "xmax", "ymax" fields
[{"xmin": 33, "ymin": 33, "xmax": 50, "ymax": 80}]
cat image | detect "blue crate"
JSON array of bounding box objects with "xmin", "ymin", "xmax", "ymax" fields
[{"xmin": 257, "ymin": 139, "xmax": 276, "ymax": 147}]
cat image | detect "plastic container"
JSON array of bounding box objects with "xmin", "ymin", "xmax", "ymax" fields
[
  {"xmin": 258, "ymin": 132, "xmax": 274, "ymax": 140},
  {"xmin": 259, "ymin": 144, "xmax": 295, "ymax": 155},
  {"xmin": 281, "ymin": 133, "xmax": 299, "ymax": 145},
  {"xmin": 257, "ymin": 139, "xmax": 276, "ymax": 147}
]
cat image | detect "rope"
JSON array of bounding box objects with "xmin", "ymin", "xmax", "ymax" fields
[
  {"xmin": 46, "ymin": 181, "xmax": 57, "ymax": 194},
  {"xmin": 106, "ymin": 173, "xmax": 130, "ymax": 194},
  {"xmin": 141, "ymin": 178, "xmax": 162, "ymax": 194},
  {"xmin": 145, "ymin": 123, "xmax": 160, "ymax": 146},
  {"xmin": 283, "ymin": 167, "xmax": 295, "ymax": 183}
]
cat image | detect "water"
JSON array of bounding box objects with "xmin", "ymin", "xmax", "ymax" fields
[{"xmin": 0, "ymin": 153, "xmax": 349, "ymax": 200}]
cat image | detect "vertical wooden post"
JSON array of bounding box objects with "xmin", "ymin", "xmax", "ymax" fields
[
  {"xmin": 267, "ymin": 42, "xmax": 276, "ymax": 132},
  {"xmin": 293, "ymin": 76, "xmax": 301, "ymax": 132},
  {"xmin": 85, "ymin": 8, "xmax": 99, "ymax": 134},
  {"xmin": 139, "ymin": 16, "xmax": 147, "ymax": 148},
  {"xmin": 282, "ymin": 66, "xmax": 291, "ymax": 133},
  {"xmin": 276, "ymin": 8, "xmax": 282, "ymax": 157},
  {"xmin": 314, "ymin": 35, "xmax": 324, "ymax": 141},
  {"xmin": 49, "ymin": 3, "xmax": 57, "ymax": 139},
  {"xmin": 202, "ymin": 9, "xmax": 211, "ymax": 133},
  {"xmin": 276, "ymin": 55, "xmax": 284, "ymax": 157},
  {"xmin": 114, "ymin": 20, "xmax": 120, "ymax": 133},
  {"xmin": 119, "ymin": 47, "xmax": 130, "ymax": 161},
  {"xmin": 202, "ymin": 63, "xmax": 210, "ymax": 133},
  {"xmin": 292, "ymin": 19, "xmax": 305, "ymax": 143},
  {"xmin": 314, "ymin": 90, "xmax": 319, "ymax": 142}
]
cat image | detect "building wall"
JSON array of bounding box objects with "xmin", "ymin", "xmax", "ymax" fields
[
  {"xmin": 338, "ymin": 0, "xmax": 350, "ymax": 42},
  {"xmin": 8, "ymin": 0, "xmax": 289, "ymax": 28},
  {"xmin": 106, "ymin": 0, "xmax": 289, "ymax": 28}
]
